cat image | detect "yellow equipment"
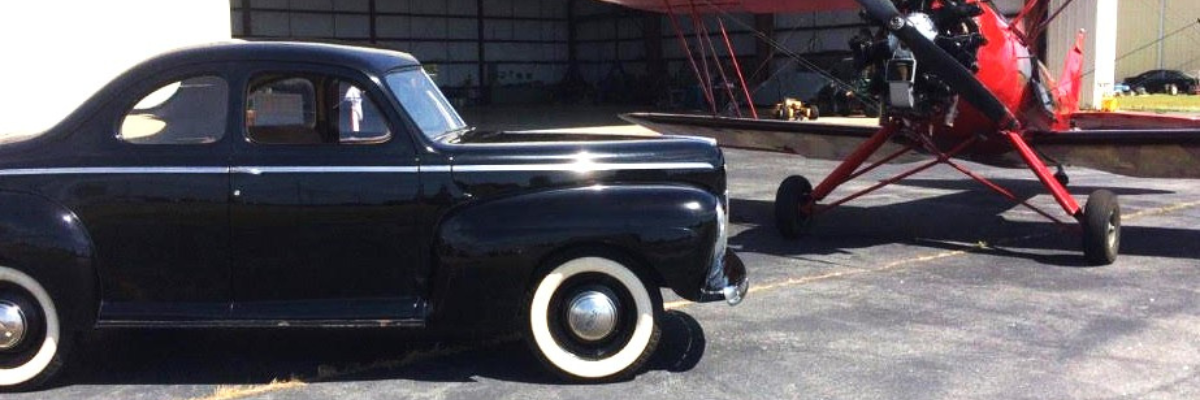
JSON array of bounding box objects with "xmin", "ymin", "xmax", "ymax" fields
[{"xmin": 774, "ymin": 98, "xmax": 819, "ymax": 121}]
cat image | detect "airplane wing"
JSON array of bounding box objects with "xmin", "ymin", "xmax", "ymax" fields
[
  {"xmin": 1030, "ymin": 112, "xmax": 1200, "ymax": 179},
  {"xmin": 594, "ymin": 0, "xmax": 861, "ymax": 14},
  {"xmin": 624, "ymin": 112, "xmax": 1200, "ymax": 179},
  {"xmin": 620, "ymin": 113, "xmax": 928, "ymax": 164}
]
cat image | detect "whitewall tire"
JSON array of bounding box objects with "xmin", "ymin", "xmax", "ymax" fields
[
  {"xmin": 525, "ymin": 255, "xmax": 661, "ymax": 381},
  {"xmin": 0, "ymin": 265, "xmax": 67, "ymax": 390}
]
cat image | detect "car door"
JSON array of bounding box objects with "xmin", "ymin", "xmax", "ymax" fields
[
  {"xmin": 73, "ymin": 66, "xmax": 234, "ymax": 321},
  {"xmin": 229, "ymin": 64, "xmax": 427, "ymax": 322}
]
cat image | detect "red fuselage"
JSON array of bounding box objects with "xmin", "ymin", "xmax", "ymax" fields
[{"xmin": 932, "ymin": 1, "xmax": 1039, "ymax": 155}]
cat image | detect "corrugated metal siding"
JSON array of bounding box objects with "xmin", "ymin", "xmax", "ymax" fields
[
  {"xmin": 1115, "ymin": 0, "xmax": 1200, "ymax": 81},
  {"xmin": 1048, "ymin": 0, "xmax": 1200, "ymax": 103},
  {"xmin": 1046, "ymin": 0, "xmax": 1119, "ymax": 108}
]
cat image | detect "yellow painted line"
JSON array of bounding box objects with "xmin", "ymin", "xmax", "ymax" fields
[
  {"xmin": 1123, "ymin": 200, "xmax": 1200, "ymax": 219},
  {"xmin": 666, "ymin": 199, "xmax": 1200, "ymax": 310},
  {"xmin": 183, "ymin": 379, "xmax": 305, "ymax": 400}
]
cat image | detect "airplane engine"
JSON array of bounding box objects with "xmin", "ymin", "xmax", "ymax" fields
[{"xmin": 853, "ymin": 1, "xmax": 988, "ymax": 120}]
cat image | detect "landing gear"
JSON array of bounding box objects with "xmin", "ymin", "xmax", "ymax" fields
[
  {"xmin": 1082, "ymin": 190, "xmax": 1121, "ymax": 265},
  {"xmin": 775, "ymin": 175, "xmax": 813, "ymax": 239}
]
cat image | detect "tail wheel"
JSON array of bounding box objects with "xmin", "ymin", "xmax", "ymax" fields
[
  {"xmin": 0, "ymin": 266, "xmax": 68, "ymax": 391},
  {"xmin": 775, "ymin": 175, "xmax": 814, "ymax": 239},
  {"xmin": 1082, "ymin": 190, "xmax": 1121, "ymax": 265},
  {"xmin": 525, "ymin": 255, "xmax": 661, "ymax": 381}
]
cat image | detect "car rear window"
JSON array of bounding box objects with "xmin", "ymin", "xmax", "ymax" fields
[{"xmin": 119, "ymin": 75, "xmax": 228, "ymax": 145}]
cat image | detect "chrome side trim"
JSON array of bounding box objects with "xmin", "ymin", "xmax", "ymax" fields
[
  {"xmin": 0, "ymin": 167, "xmax": 229, "ymax": 176},
  {"xmin": 443, "ymin": 162, "xmax": 716, "ymax": 172},
  {"xmin": 0, "ymin": 162, "xmax": 712, "ymax": 176},
  {"xmin": 231, "ymin": 166, "xmax": 420, "ymax": 175}
]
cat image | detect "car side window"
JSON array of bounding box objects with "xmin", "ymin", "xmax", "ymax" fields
[
  {"xmin": 119, "ymin": 75, "xmax": 228, "ymax": 144},
  {"xmin": 246, "ymin": 74, "xmax": 391, "ymax": 145}
]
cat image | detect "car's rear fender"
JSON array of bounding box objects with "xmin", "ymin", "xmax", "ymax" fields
[
  {"xmin": 0, "ymin": 191, "xmax": 97, "ymax": 330},
  {"xmin": 429, "ymin": 184, "xmax": 720, "ymax": 334}
]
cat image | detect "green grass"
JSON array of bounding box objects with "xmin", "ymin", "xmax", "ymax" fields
[{"xmin": 1113, "ymin": 94, "xmax": 1200, "ymax": 112}]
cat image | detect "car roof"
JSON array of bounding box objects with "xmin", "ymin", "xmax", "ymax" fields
[{"xmin": 135, "ymin": 41, "xmax": 422, "ymax": 75}]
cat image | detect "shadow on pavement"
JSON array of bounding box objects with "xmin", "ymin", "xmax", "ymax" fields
[
  {"xmin": 729, "ymin": 178, "xmax": 1197, "ymax": 266},
  {"xmin": 51, "ymin": 310, "xmax": 705, "ymax": 389}
]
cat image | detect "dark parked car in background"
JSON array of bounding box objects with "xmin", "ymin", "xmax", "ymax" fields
[
  {"xmin": 1124, "ymin": 69, "xmax": 1199, "ymax": 95},
  {"xmin": 0, "ymin": 42, "xmax": 747, "ymax": 389}
]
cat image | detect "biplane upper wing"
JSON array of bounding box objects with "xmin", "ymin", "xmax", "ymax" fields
[{"xmin": 594, "ymin": 0, "xmax": 860, "ymax": 14}]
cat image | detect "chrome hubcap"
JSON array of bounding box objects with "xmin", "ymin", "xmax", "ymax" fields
[
  {"xmin": 0, "ymin": 301, "xmax": 27, "ymax": 350},
  {"xmin": 566, "ymin": 290, "xmax": 619, "ymax": 342}
]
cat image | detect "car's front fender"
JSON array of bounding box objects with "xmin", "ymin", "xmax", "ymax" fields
[{"xmin": 429, "ymin": 184, "xmax": 721, "ymax": 334}]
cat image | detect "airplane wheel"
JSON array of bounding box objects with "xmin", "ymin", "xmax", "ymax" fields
[
  {"xmin": 807, "ymin": 106, "xmax": 820, "ymax": 121},
  {"xmin": 775, "ymin": 175, "xmax": 813, "ymax": 239},
  {"xmin": 1082, "ymin": 190, "xmax": 1120, "ymax": 265}
]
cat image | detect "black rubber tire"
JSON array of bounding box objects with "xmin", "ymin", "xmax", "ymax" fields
[
  {"xmin": 808, "ymin": 105, "xmax": 820, "ymax": 121},
  {"xmin": 0, "ymin": 266, "xmax": 72, "ymax": 392},
  {"xmin": 1082, "ymin": 190, "xmax": 1121, "ymax": 266},
  {"xmin": 775, "ymin": 175, "xmax": 814, "ymax": 239},
  {"xmin": 523, "ymin": 250, "xmax": 662, "ymax": 382}
]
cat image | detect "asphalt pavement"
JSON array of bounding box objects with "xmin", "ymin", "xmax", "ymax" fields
[{"xmin": 11, "ymin": 148, "xmax": 1200, "ymax": 400}]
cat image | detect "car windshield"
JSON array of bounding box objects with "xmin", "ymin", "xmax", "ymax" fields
[{"xmin": 385, "ymin": 68, "xmax": 466, "ymax": 140}]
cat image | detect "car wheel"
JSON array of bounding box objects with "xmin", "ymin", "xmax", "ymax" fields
[
  {"xmin": 0, "ymin": 266, "xmax": 69, "ymax": 391},
  {"xmin": 525, "ymin": 255, "xmax": 661, "ymax": 381},
  {"xmin": 1082, "ymin": 190, "xmax": 1120, "ymax": 266}
]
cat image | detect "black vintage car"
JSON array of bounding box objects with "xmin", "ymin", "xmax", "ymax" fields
[
  {"xmin": 0, "ymin": 42, "xmax": 746, "ymax": 388},
  {"xmin": 1124, "ymin": 69, "xmax": 1199, "ymax": 95}
]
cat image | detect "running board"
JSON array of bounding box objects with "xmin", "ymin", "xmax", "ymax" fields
[{"xmin": 95, "ymin": 318, "xmax": 426, "ymax": 329}]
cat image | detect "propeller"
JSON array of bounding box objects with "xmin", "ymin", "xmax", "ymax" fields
[{"xmin": 855, "ymin": 0, "xmax": 1018, "ymax": 130}]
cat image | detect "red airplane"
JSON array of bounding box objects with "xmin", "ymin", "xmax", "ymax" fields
[{"xmin": 597, "ymin": 0, "xmax": 1200, "ymax": 265}]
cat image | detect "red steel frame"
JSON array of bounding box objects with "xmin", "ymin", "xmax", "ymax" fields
[
  {"xmin": 661, "ymin": 0, "xmax": 759, "ymax": 119},
  {"xmin": 718, "ymin": 18, "xmax": 759, "ymax": 119},
  {"xmin": 803, "ymin": 124, "xmax": 1084, "ymax": 230},
  {"xmin": 663, "ymin": 0, "xmax": 717, "ymax": 115}
]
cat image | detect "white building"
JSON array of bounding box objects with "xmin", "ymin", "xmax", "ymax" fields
[{"xmin": 0, "ymin": 1, "xmax": 230, "ymax": 136}]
